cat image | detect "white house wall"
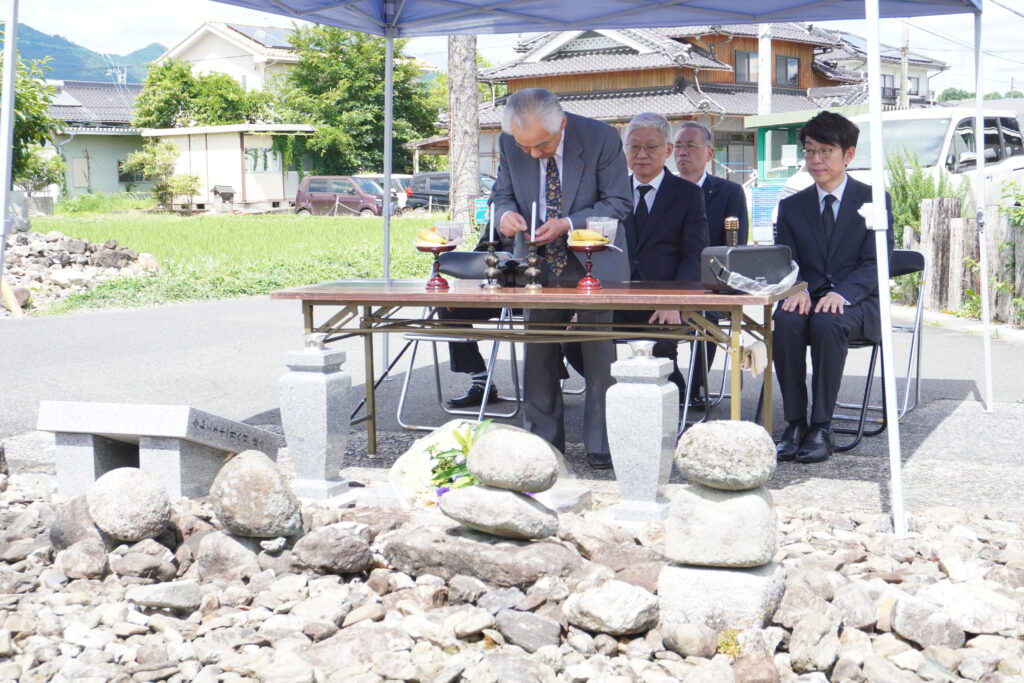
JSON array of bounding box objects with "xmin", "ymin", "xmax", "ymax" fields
[{"xmin": 183, "ymin": 32, "xmax": 264, "ymax": 90}]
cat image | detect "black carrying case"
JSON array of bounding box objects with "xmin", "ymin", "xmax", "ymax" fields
[{"xmin": 701, "ymin": 245, "xmax": 792, "ymax": 292}]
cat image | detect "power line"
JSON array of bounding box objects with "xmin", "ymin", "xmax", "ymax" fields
[{"xmin": 991, "ymin": 0, "xmax": 1024, "ymax": 20}]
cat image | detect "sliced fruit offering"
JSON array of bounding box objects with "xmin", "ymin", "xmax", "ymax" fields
[{"xmin": 416, "ymin": 228, "xmax": 449, "ymax": 244}]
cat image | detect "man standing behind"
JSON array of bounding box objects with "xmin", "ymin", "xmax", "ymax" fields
[
  {"xmin": 673, "ymin": 121, "xmax": 749, "ymax": 402},
  {"xmin": 773, "ymin": 111, "xmax": 893, "ymax": 464},
  {"xmin": 493, "ymin": 88, "xmax": 631, "ymax": 469},
  {"xmin": 618, "ymin": 113, "xmax": 709, "ymax": 398}
]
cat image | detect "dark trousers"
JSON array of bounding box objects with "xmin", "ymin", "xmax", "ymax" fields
[
  {"xmin": 436, "ymin": 306, "xmax": 501, "ymax": 375},
  {"xmin": 772, "ymin": 302, "xmax": 867, "ymax": 426}
]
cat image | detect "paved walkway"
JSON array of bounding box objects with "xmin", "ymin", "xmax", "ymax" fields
[{"xmin": 3, "ymin": 296, "xmax": 1023, "ymax": 520}]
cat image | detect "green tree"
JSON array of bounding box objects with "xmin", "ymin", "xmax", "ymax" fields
[
  {"xmin": 938, "ymin": 87, "xmax": 974, "ymax": 102},
  {"xmin": 15, "ymin": 143, "xmax": 65, "ymax": 196},
  {"xmin": 133, "ymin": 60, "xmax": 196, "ymax": 128},
  {"xmin": 134, "ymin": 60, "xmax": 270, "ymax": 128},
  {"xmin": 984, "ymin": 91, "xmax": 1003, "ymax": 100},
  {"xmin": 0, "ymin": 46, "xmax": 60, "ymax": 181},
  {"xmin": 271, "ymin": 25, "xmax": 437, "ymax": 174},
  {"xmin": 424, "ymin": 54, "xmax": 509, "ymax": 120},
  {"xmin": 122, "ymin": 139, "xmax": 191, "ymax": 208},
  {"xmin": 1005, "ymin": 90, "xmax": 1024, "ymax": 99}
]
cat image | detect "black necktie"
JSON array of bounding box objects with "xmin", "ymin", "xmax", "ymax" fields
[
  {"xmin": 635, "ymin": 184, "xmax": 652, "ymax": 236},
  {"xmin": 822, "ymin": 194, "xmax": 836, "ymax": 245}
]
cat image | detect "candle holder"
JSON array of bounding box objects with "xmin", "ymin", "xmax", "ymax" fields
[
  {"xmin": 524, "ymin": 241, "xmax": 542, "ymax": 290},
  {"xmin": 482, "ymin": 241, "xmax": 502, "ymax": 290}
]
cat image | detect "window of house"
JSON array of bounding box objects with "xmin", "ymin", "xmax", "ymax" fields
[
  {"xmin": 909, "ymin": 77, "xmax": 920, "ymax": 96},
  {"xmin": 244, "ymin": 146, "xmax": 282, "ymax": 173},
  {"xmin": 117, "ymin": 160, "xmax": 143, "ymax": 184},
  {"xmin": 775, "ymin": 56, "xmax": 799, "ymax": 86},
  {"xmin": 736, "ymin": 51, "xmax": 758, "ymax": 83}
]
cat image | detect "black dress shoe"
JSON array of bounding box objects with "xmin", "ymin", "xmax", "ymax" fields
[
  {"xmin": 776, "ymin": 423, "xmax": 808, "ymax": 461},
  {"xmin": 587, "ymin": 452, "xmax": 613, "ymax": 469},
  {"xmin": 796, "ymin": 427, "xmax": 834, "ymax": 463},
  {"xmin": 446, "ymin": 384, "xmax": 499, "ymax": 408}
]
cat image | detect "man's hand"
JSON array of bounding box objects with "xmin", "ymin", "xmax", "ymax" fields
[
  {"xmin": 649, "ymin": 310, "xmax": 681, "ymax": 325},
  {"xmin": 781, "ymin": 290, "xmax": 812, "ymax": 315},
  {"xmin": 814, "ymin": 292, "xmax": 846, "ymax": 315},
  {"xmin": 499, "ymin": 211, "xmax": 527, "ymax": 238},
  {"xmin": 532, "ymin": 217, "xmax": 571, "ymax": 246}
]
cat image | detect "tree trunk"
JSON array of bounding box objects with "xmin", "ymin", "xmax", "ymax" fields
[{"xmin": 448, "ymin": 35, "xmax": 479, "ymax": 229}]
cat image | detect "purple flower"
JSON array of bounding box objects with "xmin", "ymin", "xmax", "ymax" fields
[
  {"xmin": 455, "ymin": 454, "xmax": 466, "ymax": 465},
  {"xmin": 524, "ymin": 491, "xmax": 535, "ymax": 497},
  {"xmin": 435, "ymin": 486, "xmax": 450, "ymax": 497}
]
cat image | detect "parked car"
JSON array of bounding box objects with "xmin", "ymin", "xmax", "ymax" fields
[
  {"xmin": 294, "ymin": 175, "xmax": 394, "ymax": 216},
  {"xmin": 355, "ymin": 173, "xmax": 413, "ymax": 211},
  {"xmin": 406, "ymin": 172, "xmax": 496, "ymax": 211},
  {"xmin": 777, "ymin": 108, "xmax": 1024, "ymax": 211}
]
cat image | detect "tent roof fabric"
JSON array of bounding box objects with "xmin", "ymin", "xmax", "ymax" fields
[{"xmin": 211, "ymin": 0, "xmax": 981, "ymax": 38}]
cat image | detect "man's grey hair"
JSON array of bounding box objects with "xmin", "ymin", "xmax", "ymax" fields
[
  {"xmin": 675, "ymin": 120, "xmax": 714, "ymax": 146},
  {"xmin": 502, "ymin": 88, "xmax": 564, "ymax": 135},
  {"xmin": 624, "ymin": 113, "xmax": 671, "ymax": 144}
]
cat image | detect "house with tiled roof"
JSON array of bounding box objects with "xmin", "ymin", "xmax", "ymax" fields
[
  {"xmin": 49, "ymin": 80, "xmax": 152, "ymax": 198},
  {"xmin": 822, "ymin": 31, "xmax": 947, "ymax": 106},
  {"xmin": 415, "ymin": 24, "xmax": 865, "ymax": 180},
  {"xmin": 157, "ymin": 22, "xmax": 301, "ymax": 91}
]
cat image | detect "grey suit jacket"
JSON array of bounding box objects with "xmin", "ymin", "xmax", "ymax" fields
[{"xmin": 491, "ymin": 113, "xmax": 631, "ymax": 281}]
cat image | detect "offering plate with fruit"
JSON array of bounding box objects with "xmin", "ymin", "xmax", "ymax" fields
[
  {"xmin": 568, "ymin": 217, "xmax": 617, "ymax": 291},
  {"xmin": 415, "ymin": 222, "xmax": 464, "ymax": 290}
]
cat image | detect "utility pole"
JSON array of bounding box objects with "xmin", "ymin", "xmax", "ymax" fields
[
  {"xmin": 448, "ymin": 35, "xmax": 479, "ymax": 228},
  {"xmin": 899, "ymin": 20, "xmax": 910, "ymax": 109}
]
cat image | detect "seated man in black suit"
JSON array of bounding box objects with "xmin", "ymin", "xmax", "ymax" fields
[
  {"xmin": 773, "ymin": 111, "xmax": 893, "ymax": 464},
  {"xmin": 673, "ymin": 121, "xmax": 749, "ymax": 401},
  {"xmin": 616, "ymin": 113, "xmax": 709, "ymax": 396}
]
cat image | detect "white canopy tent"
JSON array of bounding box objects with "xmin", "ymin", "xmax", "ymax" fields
[{"xmin": 0, "ymin": 0, "xmax": 990, "ymax": 534}]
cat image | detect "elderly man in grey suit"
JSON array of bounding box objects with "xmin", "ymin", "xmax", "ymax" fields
[{"xmin": 494, "ymin": 88, "xmax": 631, "ymax": 469}]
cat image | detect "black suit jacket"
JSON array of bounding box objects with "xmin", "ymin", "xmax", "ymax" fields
[
  {"xmin": 774, "ymin": 176, "xmax": 894, "ymax": 342},
  {"xmin": 701, "ymin": 174, "xmax": 749, "ymax": 247},
  {"xmin": 624, "ymin": 169, "xmax": 709, "ymax": 282}
]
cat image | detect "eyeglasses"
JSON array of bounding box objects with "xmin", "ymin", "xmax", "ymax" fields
[
  {"xmin": 675, "ymin": 142, "xmax": 708, "ymax": 151},
  {"xmin": 626, "ymin": 144, "xmax": 665, "ymax": 155},
  {"xmin": 803, "ymin": 147, "xmax": 837, "ymax": 159},
  {"xmin": 515, "ymin": 137, "xmax": 557, "ymax": 154}
]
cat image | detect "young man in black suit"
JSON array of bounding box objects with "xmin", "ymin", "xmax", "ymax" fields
[
  {"xmin": 773, "ymin": 111, "xmax": 894, "ymax": 464},
  {"xmin": 617, "ymin": 113, "xmax": 710, "ymax": 396},
  {"xmin": 673, "ymin": 121, "xmax": 749, "ymax": 401}
]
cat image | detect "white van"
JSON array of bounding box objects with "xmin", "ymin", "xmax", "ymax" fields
[{"xmin": 777, "ymin": 108, "xmax": 1024, "ymax": 209}]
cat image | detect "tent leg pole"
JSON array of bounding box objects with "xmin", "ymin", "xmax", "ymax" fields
[
  {"xmin": 381, "ymin": 32, "xmax": 395, "ymax": 371},
  {"xmin": 975, "ymin": 12, "xmax": 994, "ymax": 414},
  {"xmin": 866, "ymin": 0, "xmax": 906, "ymax": 537},
  {"xmin": 0, "ymin": 0, "xmax": 20, "ymax": 278}
]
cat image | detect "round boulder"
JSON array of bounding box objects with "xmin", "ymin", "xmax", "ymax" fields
[
  {"xmin": 674, "ymin": 420, "xmax": 776, "ymax": 491},
  {"xmin": 439, "ymin": 485, "xmax": 558, "ymax": 540},
  {"xmin": 564, "ymin": 579, "xmax": 659, "ymax": 636},
  {"xmin": 210, "ymin": 450, "xmax": 301, "ymax": 538},
  {"xmin": 292, "ymin": 523, "xmax": 373, "ymax": 575},
  {"xmin": 468, "ymin": 424, "xmax": 560, "ymax": 493},
  {"xmin": 87, "ymin": 468, "xmax": 172, "ymax": 542}
]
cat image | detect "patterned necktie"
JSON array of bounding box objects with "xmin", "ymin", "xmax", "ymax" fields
[
  {"xmin": 635, "ymin": 184, "xmax": 652, "ymax": 237},
  {"xmin": 544, "ymin": 156, "xmax": 568, "ymax": 276},
  {"xmin": 822, "ymin": 194, "xmax": 836, "ymax": 245}
]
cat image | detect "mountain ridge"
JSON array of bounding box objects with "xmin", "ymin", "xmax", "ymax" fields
[{"xmin": 9, "ymin": 23, "xmax": 164, "ymax": 83}]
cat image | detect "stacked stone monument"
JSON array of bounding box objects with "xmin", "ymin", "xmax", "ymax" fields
[
  {"xmin": 438, "ymin": 424, "xmax": 560, "ymax": 540},
  {"xmin": 658, "ymin": 420, "xmax": 786, "ymax": 630}
]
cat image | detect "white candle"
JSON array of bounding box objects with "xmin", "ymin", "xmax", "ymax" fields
[
  {"xmin": 530, "ymin": 201, "xmax": 537, "ymax": 242},
  {"xmin": 488, "ymin": 207, "xmax": 495, "ymax": 243}
]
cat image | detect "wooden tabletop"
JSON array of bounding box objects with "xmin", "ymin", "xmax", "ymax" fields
[{"xmin": 270, "ymin": 279, "xmax": 803, "ymax": 310}]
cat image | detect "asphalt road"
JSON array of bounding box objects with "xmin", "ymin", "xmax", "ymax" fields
[{"xmin": 3, "ymin": 295, "xmax": 1023, "ymax": 518}]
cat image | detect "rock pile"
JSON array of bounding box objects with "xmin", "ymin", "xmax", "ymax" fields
[
  {"xmin": 659, "ymin": 421, "xmax": 786, "ymax": 630},
  {"xmin": 2, "ymin": 230, "xmax": 156, "ymax": 316},
  {"xmin": 439, "ymin": 424, "xmax": 561, "ymax": 540},
  {"xmin": 2, "ymin": 447, "xmax": 1024, "ymax": 681}
]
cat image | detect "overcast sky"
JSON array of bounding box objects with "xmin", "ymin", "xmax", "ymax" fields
[{"xmin": 22, "ymin": 0, "xmax": 1024, "ymax": 96}]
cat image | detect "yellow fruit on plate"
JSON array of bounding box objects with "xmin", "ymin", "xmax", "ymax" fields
[
  {"xmin": 416, "ymin": 228, "xmax": 448, "ymax": 244},
  {"xmin": 568, "ymin": 239, "xmax": 606, "ymax": 247},
  {"xmin": 571, "ymin": 228, "xmax": 609, "ymax": 242}
]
